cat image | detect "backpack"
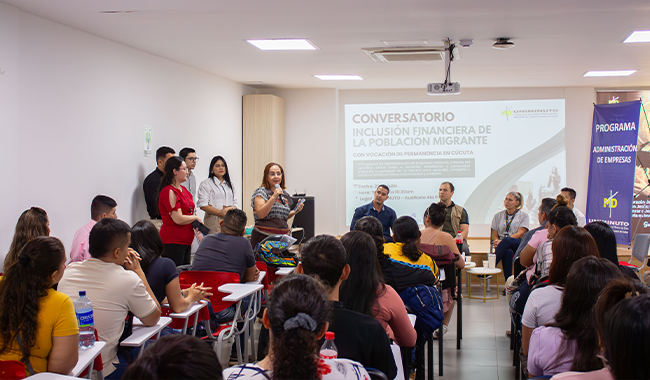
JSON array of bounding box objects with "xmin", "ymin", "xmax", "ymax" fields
[{"xmin": 399, "ymin": 284, "xmax": 444, "ymax": 334}]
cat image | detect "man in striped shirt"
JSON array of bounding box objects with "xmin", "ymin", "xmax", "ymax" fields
[{"xmin": 69, "ymin": 195, "xmax": 118, "ymax": 262}]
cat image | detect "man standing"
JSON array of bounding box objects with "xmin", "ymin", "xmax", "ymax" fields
[
  {"xmin": 560, "ymin": 187, "xmax": 586, "ymax": 227},
  {"xmin": 350, "ymin": 185, "xmax": 397, "ymax": 243},
  {"xmin": 70, "ymin": 195, "xmax": 118, "ymax": 263},
  {"xmin": 179, "ymin": 147, "xmax": 198, "ymax": 201},
  {"xmin": 438, "ymin": 182, "xmax": 470, "ymax": 256},
  {"xmin": 143, "ymin": 146, "xmax": 175, "ymax": 229}
]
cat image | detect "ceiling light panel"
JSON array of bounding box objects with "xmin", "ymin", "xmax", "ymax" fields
[
  {"xmin": 246, "ymin": 39, "xmax": 318, "ymax": 50},
  {"xmin": 584, "ymin": 70, "xmax": 637, "ymax": 77},
  {"xmin": 314, "ymin": 75, "xmax": 363, "ymax": 81},
  {"xmin": 624, "ymin": 31, "xmax": 650, "ymax": 43}
]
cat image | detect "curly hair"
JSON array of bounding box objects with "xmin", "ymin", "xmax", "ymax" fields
[
  {"xmin": 392, "ymin": 216, "xmax": 422, "ymax": 262},
  {"xmin": 267, "ymin": 274, "xmax": 331, "ymax": 380},
  {"xmin": 4, "ymin": 207, "xmax": 49, "ymax": 270},
  {"xmin": 0, "ymin": 237, "xmax": 65, "ymax": 364}
]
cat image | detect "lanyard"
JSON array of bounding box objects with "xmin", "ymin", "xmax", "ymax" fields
[{"xmin": 504, "ymin": 210, "xmax": 518, "ymax": 237}]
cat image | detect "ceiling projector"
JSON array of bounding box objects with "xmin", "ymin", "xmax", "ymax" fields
[{"xmin": 427, "ymin": 82, "xmax": 460, "ymax": 95}]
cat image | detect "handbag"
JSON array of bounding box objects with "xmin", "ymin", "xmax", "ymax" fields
[
  {"xmin": 419, "ymin": 244, "xmax": 455, "ymax": 267},
  {"xmin": 399, "ymin": 284, "xmax": 444, "ymax": 334}
]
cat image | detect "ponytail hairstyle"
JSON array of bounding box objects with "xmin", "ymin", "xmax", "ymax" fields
[
  {"xmin": 267, "ymin": 274, "xmax": 331, "ymax": 380},
  {"xmin": 507, "ymin": 191, "xmax": 524, "ymax": 210},
  {"xmin": 4, "ymin": 207, "xmax": 50, "ymax": 270},
  {"xmin": 594, "ymin": 279, "xmax": 650, "ymax": 380},
  {"xmin": 122, "ymin": 334, "xmax": 223, "ymax": 380},
  {"xmin": 0, "ymin": 237, "xmax": 65, "ymax": 364},
  {"xmin": 426, "ymin": 202, "xmax": 448, "ymax": 228},
  {"xmin": 130, "ymin": 220, "xmax": 164, "ymax": 271},
  {"xmin": 551, "ymin": 257, "xmax": 623, "ymax": 372},
  {"xmin": 547, "ymin": 194, "xmax": 577, "ymax": 233},
  {"xmin": 354, "ymin": 216, "xmax": 387, "ymax": 267},
  {"xmin": 340, "ymin": 231, "xmax": 384, "ymax": 317},
  {"xmin": 157, "ymin": 156, "xmax": 184, "ymax": 194},
  {"xmin": 392, "ymin": 216, "xmax": 422, "ymax": 262}
]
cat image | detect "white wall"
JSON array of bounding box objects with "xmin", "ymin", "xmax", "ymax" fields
[
  {"xmin": 0, "ymin": 3, "xmax": 254, "ymax": 260},
  {"xmin": 264, "ymin": 86, "xmax": 596, "ymax": 237}
]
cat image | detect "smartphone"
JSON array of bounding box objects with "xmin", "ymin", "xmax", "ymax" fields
[
  {"xmin": 192, "ymin": 220, "xmax": 210, "ymax": 235},
  {"xmin": 294, "ymin": 198, "xmax": 305, "ymax": 211}
]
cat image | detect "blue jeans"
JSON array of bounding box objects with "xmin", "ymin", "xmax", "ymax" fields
[
  {"xmin": 105, "ymin": 346, "xmax": 139, "ymax": 379},
  {"xmin": 495, "ymin": 237, "xmax": 521, "ymax": 279}
]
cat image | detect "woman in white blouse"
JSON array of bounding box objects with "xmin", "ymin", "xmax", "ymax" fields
[{"xmin": 197, "ymin": 156, "xmax": 237, "ymax": 234}]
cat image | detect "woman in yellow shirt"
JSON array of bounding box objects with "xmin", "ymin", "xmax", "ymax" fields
[
  {"xmin": 384, "ymin": 216, "xmax": 439, "ymax": 277},
  {"xmin": 0, "ymin": 237, "xmax": 79, "ymax": 375}
]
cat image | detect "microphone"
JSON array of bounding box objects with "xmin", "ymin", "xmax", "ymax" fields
[{"xmin": 275, "ymin": 184, "xmax": 286, "ymax": 205}]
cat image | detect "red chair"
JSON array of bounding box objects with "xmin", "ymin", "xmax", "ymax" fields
[
  {"xmin": 255, "ymin": 261, "xmax": 277, "ymax": 304},
  {"xmin": 179, "ymin": 271, "xmax": 247, "ymax": 362},
  {"xmin": 160, "ymin": 283, "xmax": 207, "ymax": 335},
  {"xmin": 0, "ymin": 361, "xmax": 26, "ymax": 380}
]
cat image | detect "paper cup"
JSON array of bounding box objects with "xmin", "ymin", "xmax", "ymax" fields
[
  {"xmin": 466, "ymin": 256, "xmax": 471, "ymax": 263},
  {"xmin": 482, "ymin": 260, "xmax": 489, "ymax": 268},
  {"xmin": 488, "ymin": 254, "xmax": 496, "ymax": 269}
]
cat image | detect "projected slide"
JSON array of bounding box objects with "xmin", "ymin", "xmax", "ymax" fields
[{"xmin": 345, "ymin": 99, "xmax": 566, "ymax": 226}]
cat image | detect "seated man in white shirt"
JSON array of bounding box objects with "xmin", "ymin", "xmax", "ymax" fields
[
  {"xmin": 58, "ymin": 218, "xmax": 161, "ymax": 379},
  {"xmin": 560, "ymin": 187, "xmax": 586, "ymax": 227},
  {"xmin": 69, "ymin": 195, "xmax": 118, "ymax": 263}
]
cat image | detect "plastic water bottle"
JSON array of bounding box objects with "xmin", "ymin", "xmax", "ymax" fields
[
  {"xmin": 320, "ymin": 331, "xmax": 338, "ymax": 359},
  {"xmin": 75, "ymin": 291, "xmax": 95, "ymax": 349},
  {"xmin": 455, "ymin": 231, "xmax": 463, "ymax": 245}
]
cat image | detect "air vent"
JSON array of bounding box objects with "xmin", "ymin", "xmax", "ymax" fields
[{"xmin": 363, "ymin": 46, "xmax": 445, "ymax": 62}]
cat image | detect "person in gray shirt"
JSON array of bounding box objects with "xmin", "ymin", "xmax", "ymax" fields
[
  {"xmin": 191, "ymin": 209, "xmax": 259, "ymax": 283},
  {"xmin": 179, "ymin": 147, "xmax": 198, "ymax": 201}
]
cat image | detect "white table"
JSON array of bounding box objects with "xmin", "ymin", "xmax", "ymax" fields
[
  {"xmin": 70, "ymin": 341, "xmax": 106, "ymax": 378},
  {"xmin": 464, "ymin": 261, "xmax": 477, "ymax": 287},
  {"xmin": 466, "ymin": 267, "xmax": 502, "ymax": 302},
  {"xmin": 162, "ymin": 301, "xmax": 208, "ymax": 335},
  {"xmin": 219, "ymin": 284, "xmax": 263, "ymax": 302},
  {"xmin": 120, "ymin": 316, "xmax": 172, "ymax": 356},
  {"xmin": 275, "ymin": 267, "xmax": 295, "ymax": 276},
  {"xmin": 30, "ymin": 374, "xmax": 79, "ymax": 380}
]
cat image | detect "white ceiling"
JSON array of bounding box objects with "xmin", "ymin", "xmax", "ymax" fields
[{"xmin": 3, "ymin": 0, "xmax": 650, "ymax": 90}]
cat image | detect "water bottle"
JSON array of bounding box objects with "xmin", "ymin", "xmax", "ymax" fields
[
  {"xmin": 319, "ymin": 331, "xmax": 338, "ymax": 359},
  {"xmin": 75, "ymin": 291, "xmax": 95, "ymax": 349},
  {"xmin": 455, "ymin": 231, "xmax": 463, "ymax": 245}
]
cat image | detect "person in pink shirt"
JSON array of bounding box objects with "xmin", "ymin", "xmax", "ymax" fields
[{"xmin": 69, "ymin": 195, "xmax": 117, "ymax": 262}]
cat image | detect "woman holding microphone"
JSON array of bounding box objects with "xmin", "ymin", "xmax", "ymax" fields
[
  {"xmin": 158, "ymin": 156, "xmax": 202, "ymax": 266},
  {"xmin": 251, "ymin": 162, "xmax": 304, "ymax": 249},
  {"xmin": 197, "ymin": 156, "xmax": 238, "ymax": 234}
]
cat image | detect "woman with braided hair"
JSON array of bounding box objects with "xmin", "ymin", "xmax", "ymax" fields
[
  {"xmin": 223, "ymin": 274, "xmax": 369, "ymax": 380},
  {"xmin": 0, "ymin": 236, "xmax": 78, "ymax": 375}
]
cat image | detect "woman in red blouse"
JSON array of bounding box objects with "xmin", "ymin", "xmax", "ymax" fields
[{"xmin": 158, "ymin": 156, "xmax": 201, "ymax": 266}]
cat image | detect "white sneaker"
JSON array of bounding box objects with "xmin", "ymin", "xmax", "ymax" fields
[{"xmin": 432, "ymin": 324, "xmax": 448, "ymax": 339}]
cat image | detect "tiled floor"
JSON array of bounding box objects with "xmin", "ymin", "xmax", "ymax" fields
[{"xmin": 429, "ymin": 282, "xmax": 517, "ymax": 380}]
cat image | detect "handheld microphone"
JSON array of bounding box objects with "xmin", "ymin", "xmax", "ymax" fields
[{"xmin": 275, "ymin": 184, "xmax": 286, "ymax": 205}]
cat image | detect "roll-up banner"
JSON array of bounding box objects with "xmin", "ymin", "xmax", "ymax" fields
[{"xmin": 586, "ymin": 100, "xmax": 641, "ymax": 245}]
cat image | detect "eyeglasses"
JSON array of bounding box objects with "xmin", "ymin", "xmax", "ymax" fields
[{"xmin": 187, "ymin": 157, "xmax": 199, "ymax": 162}]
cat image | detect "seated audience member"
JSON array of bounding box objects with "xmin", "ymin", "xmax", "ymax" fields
[
  {"xmin": 421, "ymin": 202, "xmax": 465, "ymax": 338},
  {"xmin": 70, "ymin": 195, "xmax": 117, "ymax": 263},
  {"xmin": 3, "ymin": 207, "xmax": 50, "ymax": 270},
  {"xmin": 354, "ymin": 216, "xmax": 436, "ymax": 293},
  {"xmin": 297, "ymin": 234, "xmax": 397, "ymax": 379},
  {"xmin": 521, "ymin": 226, "xmax": 602, "ymax": 368},
  {"xmin": 340, "ymin": 230, "xmax": 416, "ymax": 348},
  {"xmin": 224, "ymin": 274, "xmax": 369, "ymax": 380},
  {"xmin": 584, "ymin": 221, "xmax": 638, "ymax": 280},
  {"xmin": 131, "ymin": 220, "xmax": 209, "ymax": 311},
  {"xmin": 191, "ymin": 209, "xmax": 259, "ymax": 283},
  {"xmin": 58, "ymin": 218, "xmax": 161, "ymax": 379},
  {"xmin": 0, "ymin": 237, "xmax": 78, "ymax": 375},
  {"xmin": 513, "ymin": 197, "xmax": 557, "ymax": 263},
  {"xmin": 491, "ymin": 191, "xmax": 529, "ymax": 280},
  {"xmin": 122, "ymin": 335, "xmax": 223, "ymax": 380},
  {"xmin": 384, "ymin": 216, "xmax": 439, "ymax": 278},
  {"xmin": 528, "ymin": 257, "xmax": 621, "ymax": 377},
  {"xmin": 551, "ymin": 279, "xmax": 650, "ymax": 380},
  {"xmin": 560, "ymin": 187, "xmax": 587, "ymax": 227}
]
